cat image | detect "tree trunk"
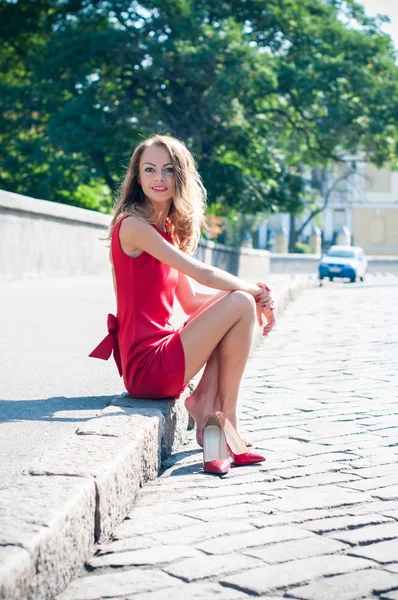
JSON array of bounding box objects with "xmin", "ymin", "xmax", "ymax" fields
[
  {"xmin": 91, "ymin": 151, "xmax": 115, "ymax": 192},
  {"xmin": 288, "ymin": 214, "xmax": 297, "ymax": 253}
]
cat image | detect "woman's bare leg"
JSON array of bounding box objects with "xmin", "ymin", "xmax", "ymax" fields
[
  {"xmin": 182, "ymin": 291, "xmax": 222, "ymax": 443},
  {"xmin": 215, "ymin": 305, "xmax": 254, "ymax": 429},
  {"xmin": 179, "ymin": 290, "xmax": 256, "ymax": 444},
  {"xmin": 184, "ymin": 346, "xmax": 220, "ymax": 443},
  {"xmin": 185, "ymin": 343, "xmax": 254, "ymax": 446}
]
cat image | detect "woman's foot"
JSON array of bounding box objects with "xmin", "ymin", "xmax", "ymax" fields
[
  {"xmin": 184, "ymin": 394, "xmax": 253, "ymax": 447},
  {"xmin": 184, "ymin": 392, "xmax": 214, "ymax": 446},
  {"xmin": 220, "ymin": 412, "xmax": 253, "ymax": 448},
  {"xmin": 242, "ymin": 437, "xmax": 253, "ymax": 448}
]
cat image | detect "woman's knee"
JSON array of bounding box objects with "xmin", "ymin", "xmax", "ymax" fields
[{"xmin": 228, "ymin": 290, "xmax": 256, "ymax": 312}]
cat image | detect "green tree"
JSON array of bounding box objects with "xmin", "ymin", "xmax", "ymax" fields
[{"xmin": 1, "ymin": 0, "xmax": 397, "ymax": 219}]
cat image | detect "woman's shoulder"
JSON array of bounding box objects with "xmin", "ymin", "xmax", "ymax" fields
[
  {"xmin": 115, "ymin": 215, "xmax": 150, "ymax": 258},
  {"xmin": 120, "ymin": 215, "xmax": 152, "ymax": 233}
]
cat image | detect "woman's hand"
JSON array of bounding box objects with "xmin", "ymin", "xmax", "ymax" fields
[
  {"xmin": 255, "ymin": 282, "xmax": 273, "ymax": 307},
  {"xmin": 255, "ymin": 282, "xmax": 276, "ymax": 337}
]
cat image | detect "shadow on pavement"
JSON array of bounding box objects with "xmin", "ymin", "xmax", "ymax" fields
[
  {"xmin": 165, "ymin": 462, "xmax": 203, "ymax": 477},
  {"xmin": 0, "ymin": 395, "xmax": 119, "ymax": 423},
  {"xmin": 161, "ymin": 447, "xmax": 202, "ymax": 476}
]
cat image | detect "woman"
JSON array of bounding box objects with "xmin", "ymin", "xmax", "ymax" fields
[{"xmin": 90, "ymin": 134, "xmax": 275, "ymax": 457}]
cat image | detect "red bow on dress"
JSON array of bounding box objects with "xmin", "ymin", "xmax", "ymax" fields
[{"xmin": 89, "ymin": 313, "xmax": 122, "ymax": 376}]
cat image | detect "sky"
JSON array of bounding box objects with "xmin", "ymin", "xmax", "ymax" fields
[{"xmin": 359, "ymin": 0, "xmax": 398, "ymax": 50}]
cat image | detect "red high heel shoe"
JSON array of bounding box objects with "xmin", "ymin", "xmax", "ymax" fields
[
  {"xmin": 216, "ymin": 411, "xmax": 266, "ymax": 466},
  {"xmin": 202, "ymin": 414, "xmax": 231, "ymax": 475}
]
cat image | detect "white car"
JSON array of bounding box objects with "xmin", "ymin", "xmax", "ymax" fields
[{"xmin": 319, "ymin": 246, "xmax": 367, "ymax": 283}]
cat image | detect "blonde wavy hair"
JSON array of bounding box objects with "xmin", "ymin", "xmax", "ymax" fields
[{"xmin": 107, "ymin": 135, "xmax": 207, "ymax": 254}]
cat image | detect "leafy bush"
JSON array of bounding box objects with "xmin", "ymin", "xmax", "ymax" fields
[{"xmin": 294, "ymin": 242, "xmax": 312, "ymax": 254}]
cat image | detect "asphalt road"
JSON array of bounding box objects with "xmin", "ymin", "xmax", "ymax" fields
[{"xmin": 0, "ymin": 275, "xmax": 126, "ymax": 490}]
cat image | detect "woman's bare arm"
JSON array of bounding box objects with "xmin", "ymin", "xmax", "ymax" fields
[
  {"xmin": 120, "ymin": 216, "xmax": 263, "ymax": 298},
  {"xmin": 175, "ymin": 272, "xmax": 218, "ymax": 315}
]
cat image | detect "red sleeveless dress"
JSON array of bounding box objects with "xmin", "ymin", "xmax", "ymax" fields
[{"xmin": 89, "ymin": 217, "xmax": 186, "ymax": 399}]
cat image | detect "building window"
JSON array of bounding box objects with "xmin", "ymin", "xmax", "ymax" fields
[{"xmin": 333, "ymin": 209, "xmax": 346, "ymax": 231}]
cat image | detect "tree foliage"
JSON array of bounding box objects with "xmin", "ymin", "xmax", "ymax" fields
[{"xmin": 0, "ymin": 0, "xmax": 397, "ymax": 215}]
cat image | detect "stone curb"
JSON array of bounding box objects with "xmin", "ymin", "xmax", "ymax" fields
[
  {"xmin": 274, "ymin": 275, "xmax": 319, "ymax": 316},
  {"xmin": 0, "ymin": 398, "xmax": 190, "ymax": 600},
  {"xmin": 0, "ymin": 276, "xmax": 317, "ymax": 600}
]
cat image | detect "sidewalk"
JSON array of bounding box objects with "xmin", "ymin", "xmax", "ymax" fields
[
  {"xmin": 58, "ymin": 277, "xmax": 398, "ymax": 600},
  {"xmin": 0, "ymin": 273, "xmax": 316, "ymax": 600}
]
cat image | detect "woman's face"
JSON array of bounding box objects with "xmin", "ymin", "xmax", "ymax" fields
[{"xmin": 139, "ymin": 145, "xmax": 175, "ymax": 207}]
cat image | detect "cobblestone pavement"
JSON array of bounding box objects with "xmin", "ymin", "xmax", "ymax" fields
[{"xmin": 59, "ymin": 277, "xmax": 398, "ymax": 600}]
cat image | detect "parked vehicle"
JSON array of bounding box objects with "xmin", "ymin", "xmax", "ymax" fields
[{"xmin": 319, "ymin": 246, "xmax": 367, "ymax": 282}]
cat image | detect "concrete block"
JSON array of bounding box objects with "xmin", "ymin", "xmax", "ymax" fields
[
  {"xmin": 265, "ymin": 488, "xmax": 370, "ymax": 513},
  {"xmin": 57, "ymin": 568, "xmax": 179, "ymax": 600},
  {"xmin": 0, "ymin": 390, "xmax": 191, "ymax": 598},
  {"xmin": 290, "ymin": 568, "xmax": 398, "ymax": 600},
  {"xmin": 109, "ymin": 519, "xmax": 254, "ymax": 554},
  {"xmin": 88, "ymin": 544, "xmax": 201, "ymax": 568},
  {"xmin": 164, "ymin": 552, "xmax": 264, "ymax": 582},
  {"xmin": 350, "ymin": 538, "xmax": 398, "ymax": 563},
  {"xmin": 385, "ymin": 565, "xmax": 398, "ymax": 575},
  {"xmin": 0, "ymin": 476, "xmax": 95, "ymax": 600},
  {"xmin": 373, "ymin": 485, "xmax": 398, "ymax": 500},
  {"xmin": 149, "ymin": 518, "xmax": 256, "ymax": 548},
  {"xmin": 28, "ymin": 414, "xmax": 161, "ymax": 542},
  {"xmin": 111, "ymin": 392, "xmax": 190, "ymax": 460},
  {"xmin": 301, "ymin": 513, "xmax": 393, "ymax": 534},
  {"xmin": 196, "ymin": 525, "xmax": 312, "ymax": 555},
  {"xmin": 132, "ymin": 582, "xmax": 245, "ymax": 600},
  {"xmin": 330, "ymin": 521, "xmax": 398, "ymax": 545},
  {"xmin": 112, "ymin": 513, "xmax": 196, "ymax": 539},
  {"xmin": 0, "ymin": 547, "xmax": 31, "ymax": 600},
  {"xmin": 243, "ymin": 535, "xmax": 347, "ymax": 564},
  {"xmin": 221, "ymin": 555, "xmax": 373, "ymax": 595}
]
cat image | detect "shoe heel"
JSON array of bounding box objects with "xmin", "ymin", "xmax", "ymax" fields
[{"xmin": 202, "ymin": 414, "xmax": 230, "ymax": 475}]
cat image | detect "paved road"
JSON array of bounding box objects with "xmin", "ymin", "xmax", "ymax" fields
[
  {"xmin": 59, "ymin": 277, "xmax": 398, "ymax": 600},
  {"xmin": 0, "ymin": 275, "xmax": 123, "ymax": 490}
]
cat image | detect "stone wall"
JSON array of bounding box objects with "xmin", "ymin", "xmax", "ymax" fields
[
  {"xmin": 3, "ymin": 189, "xmax": 395, "ymax": 281},
  {"xmin": 0, "ymin": 190, "xmax": 111, "ymax": 280},
  {"xmin": 195, "ymin": 239, "xmax": 270, "ymax": 281},
  {"xmin": 0, "ymin": 190, "xmax": 270, "ymax": 281},
  {"xmin": 270, "ymin": 254, "xmax": 320, "ymax": 275}
]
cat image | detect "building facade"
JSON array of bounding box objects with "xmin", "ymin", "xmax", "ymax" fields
[
  {"xmin": 258, "ymin": 163, "xmax": 398, "ymax": 256},
  {"xmin": 323, "ymin": 163, "xmax": 398, "ymax": 255}
]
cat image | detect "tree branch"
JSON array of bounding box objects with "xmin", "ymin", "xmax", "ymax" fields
[{"xmin": 295, "ymin": 168, "xmax": 353, "ymax": 237}]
